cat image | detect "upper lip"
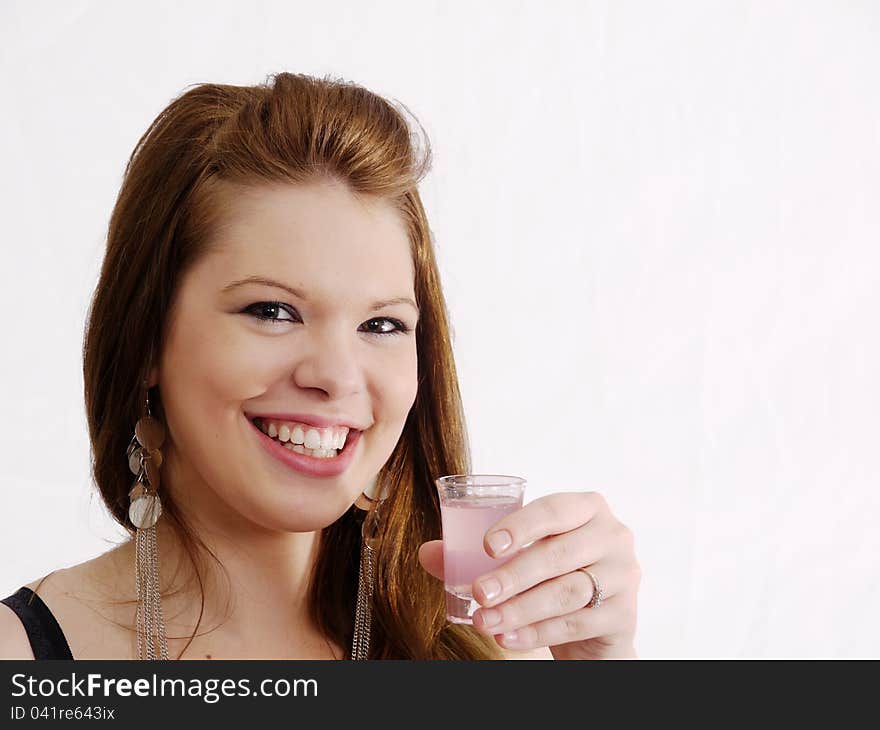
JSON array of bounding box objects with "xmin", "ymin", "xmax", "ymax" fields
[{"xmin": 246, "ymin": 412, "xmax": 368, "ymax": 431}]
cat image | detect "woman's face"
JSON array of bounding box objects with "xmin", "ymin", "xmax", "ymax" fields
[{"xmin": 151, "ymin": 179, "xmax": 419, "ymax": 533}]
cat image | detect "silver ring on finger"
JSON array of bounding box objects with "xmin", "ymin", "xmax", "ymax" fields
[{"xmin": 576, "ymin": 567, "xmax": 604, "ymax": 609}]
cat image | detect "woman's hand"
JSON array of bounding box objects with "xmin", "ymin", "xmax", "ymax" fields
[{"xmin": 418, "ymin": 491, "xmax": 641, "ymax": 660}]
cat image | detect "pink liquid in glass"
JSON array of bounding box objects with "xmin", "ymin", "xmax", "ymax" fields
[{"xmin": 439, "ymin": 495, "xmax": 522, "ymax": 623}]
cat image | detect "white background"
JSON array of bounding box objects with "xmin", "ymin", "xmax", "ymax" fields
[{"xmin": 1, "ymin": 1, "xmax": 877, "ymax": 658}]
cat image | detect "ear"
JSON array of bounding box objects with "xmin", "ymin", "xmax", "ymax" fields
[{"xmin": 147, "ymin": 363, "xmax": 159, "ymax": 389}]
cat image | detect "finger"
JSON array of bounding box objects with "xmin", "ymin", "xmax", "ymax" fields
[
  {"xmin": 494, "ymin": 594, "xmax": 636, "ymax": 652},
  {"xmin": 473, "ymin": 520, "xmax": 610, "ymax": 607},
  {"xmin": 417, "ymin": 540, "xmax": 444, "ymax": 581},
  {"xmin": 483, "ymin": 491, "xmax": 608, "ymax": 560},
  {"xmin": 473, "ymin": 561, "xmax": 622, "ymax": 635}
]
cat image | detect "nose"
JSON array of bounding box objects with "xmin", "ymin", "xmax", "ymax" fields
[{"xmin": 291, "ymin": 323, "xmax": 363, "ymax": 399}]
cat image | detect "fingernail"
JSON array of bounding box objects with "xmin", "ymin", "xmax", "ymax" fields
[
  {"xmin": 503, "ymin": 631, "xmax": 518, "ymax": 643},
  {"xmin": 487, "ymin": 530, "xmax": 512, "ymax": 557},
  {"xmin": 477, "ymin": 576, "xmax": 501, "ymax": 601},
  {"xmin": 479, "ymin": 608, "xmax": 501, "ymax": 629}
]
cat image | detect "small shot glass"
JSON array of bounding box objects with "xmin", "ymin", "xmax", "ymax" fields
[{"xmin": 435, "ymin": 474, "xmax": 526, "ymax": 624}]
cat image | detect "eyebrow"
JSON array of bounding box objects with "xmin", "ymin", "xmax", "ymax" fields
[{"xmin": 222, "ymin": 275, "xmax": 420, "ymax": 314}]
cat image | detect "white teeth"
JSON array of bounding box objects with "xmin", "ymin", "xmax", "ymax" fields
[
  {"xmin": 257, "ymin": 418, "xmax": 350, "ymax": 455},
  {"xmin": 320, "ymin": 430, "xmax": 335, "ymax": 450},
  {"xmin": 291, "ymin": 425, "xmax": 305, "ymax": 445},
  {"xmin": 304, "ymin": 428, "xmax": 322, "ymax": 450},
  {"xmin": 283, "ymin": 442, "xmax": 338, "ymax": 458}
]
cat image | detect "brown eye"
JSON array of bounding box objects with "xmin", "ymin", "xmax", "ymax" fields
[
  {"xmin": 243, "ymin": 302, "xmax": 297, "ymax": 323},
  {"xmin": 243, "ymin": 304, "xmax": 411, "ymax": 336},
  {"xmin": 361, "ymin": 317, "xmax": 411, "ymax": 336}
]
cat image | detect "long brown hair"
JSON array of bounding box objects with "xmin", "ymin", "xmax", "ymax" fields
[{"xmin": 82, "ymin": 72, "xmax": 503, "ymax": 659}]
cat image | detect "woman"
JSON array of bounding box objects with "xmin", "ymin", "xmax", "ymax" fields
[{"xmin": 0, "ymin": 72, "xmax": 640, "ymax": 660}]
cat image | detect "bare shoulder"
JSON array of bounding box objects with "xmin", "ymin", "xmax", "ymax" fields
[
  {"xmin": 24, "ymin": 544, "xmax": 131, "ymax": 599},
  {"xmin": 502, "ymin": 646, "xmax": 554, "ymax": 660},
  {"xmin": 5, "ymin": 544, "xmax": 135, "ymax": 660}
]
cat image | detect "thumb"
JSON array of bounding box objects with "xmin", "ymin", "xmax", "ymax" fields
[{"xmin": 417, "ymin": 540, "xmax": 444, "ymax": 581}]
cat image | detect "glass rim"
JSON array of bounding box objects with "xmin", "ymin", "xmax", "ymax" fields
[{"xmin": 435, "ymin": 473, "xmax": 526, "ymax": 488}]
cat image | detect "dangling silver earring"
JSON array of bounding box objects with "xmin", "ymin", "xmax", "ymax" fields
[
  {"xmin": 127, "ymin": 383, "xmax": 169, "ymax": 660},
  {"xmin": 350, "ymin": 475, "xmax": 390, "ymax": 660}
]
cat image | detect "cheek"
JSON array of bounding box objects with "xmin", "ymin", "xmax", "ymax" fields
[
  {"xmin": 164, "ymin": 319, "xmax": 279, "ymax": 409},
  {"xmin": 158, "ymin": 314, "xmax": 280, "ymax": 461},
  {"xmin": 373, "ymin": 345, "xmax": 419, "ymax": 422}
]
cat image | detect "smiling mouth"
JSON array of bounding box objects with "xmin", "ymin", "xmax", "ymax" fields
[{"xmin": 250, "ymin": 416, "xmax": 356, "ymax": 459}]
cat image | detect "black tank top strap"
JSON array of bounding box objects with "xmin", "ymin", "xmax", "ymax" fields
[{"xmin": 1, "ymin": 586, "xmax": 74, "ymax": 660}]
